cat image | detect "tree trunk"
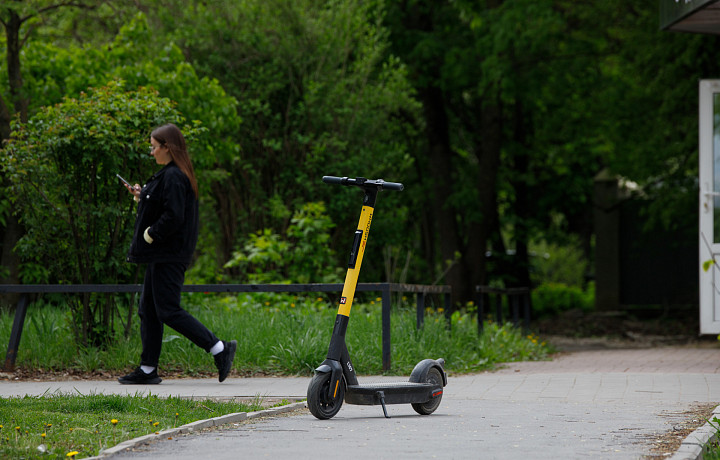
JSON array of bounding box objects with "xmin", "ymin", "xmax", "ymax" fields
[
  {"xmin": 418, "ymin": 85, "xmax": 470, "ymax": 304},
  {"xmin": 0, "ymin": 9, "xmax": 26, "ymax": 305},
  {"xmin": 6, "ymin": 9, "xmax": 28, "ymax": 121},
  {"xmin": 467, "ymin": 93, "xmax": 503, "ymax": 291}
]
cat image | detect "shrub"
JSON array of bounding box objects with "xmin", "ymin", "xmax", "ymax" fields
[{"xmin": 531, "ymin": 282, "xmax": 594, "ymax": 319}]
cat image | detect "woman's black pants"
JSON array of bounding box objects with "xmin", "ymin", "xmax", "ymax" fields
[{"xmin": 138, "ymin": 262, "xmax": 219, "ymax": 368}]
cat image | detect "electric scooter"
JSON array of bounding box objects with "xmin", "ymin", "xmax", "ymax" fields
[{"xmin": 307, "ymin": 176, "xmax": 447, "ymax": 420}]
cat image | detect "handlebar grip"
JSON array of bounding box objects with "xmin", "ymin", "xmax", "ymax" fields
[
  {"xmin": 322, "ymin": 176, "xmax": 346, "ymax": 185},
  {"xmin": 380, "ymin": 181, "xmax": 404, "ymax": 191}
]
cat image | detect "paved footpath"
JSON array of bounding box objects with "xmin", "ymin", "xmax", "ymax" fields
[{"xmin": 2, "ymin": 346, "xmax": 720, "ymax": 459}]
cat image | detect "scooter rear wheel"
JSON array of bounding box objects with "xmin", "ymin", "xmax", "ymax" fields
[
  {"xmin": 307, "ymin": 372, "xmax": 345, "ymax": 420},
  {"xmin": 411, "ymin": 367, "xmax": 443, "ymax": 415}
]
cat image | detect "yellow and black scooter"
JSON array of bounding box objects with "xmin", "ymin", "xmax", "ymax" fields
[{"xmin": 307, "ymin": 176, "xmax": 447, "ymax": 420}]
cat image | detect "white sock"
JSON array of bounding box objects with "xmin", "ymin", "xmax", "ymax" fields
[
  {"xmin": 210, "ymin": 341, "xmax": 224, "ymax": 356},
  {"xmin": 140, "ymin": 365, "xmax": 155, "ymax": 374}
]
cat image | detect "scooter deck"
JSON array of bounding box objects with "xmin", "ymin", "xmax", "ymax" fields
[{"xmin": 345, "ymin": 381, "xmax": 439, "ymax": 406}]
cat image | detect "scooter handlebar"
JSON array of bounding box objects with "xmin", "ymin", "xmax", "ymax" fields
[{"xmin": 322, "ymin": 176, "xmax": 404, "ymax": 191}]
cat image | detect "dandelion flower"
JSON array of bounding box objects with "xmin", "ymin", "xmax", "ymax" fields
[
  {"xmin": 153, "ymin": 422, "xmax": 159, "ymax": 427},
  {"xmin": 111, "ymin": 419, "xmax": 118, "ymax": 425},
  {"xmin": 67, "ymin": 452, "xmax": 79, "ymax": 458},
  {"xmin": 41, "ymin": 433, "xmax": 46, "ymax": 438}
]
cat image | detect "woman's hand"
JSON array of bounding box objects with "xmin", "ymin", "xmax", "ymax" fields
[{"xmin": 125, "ymin": 183, "xmax": 141, "ymax": 201}]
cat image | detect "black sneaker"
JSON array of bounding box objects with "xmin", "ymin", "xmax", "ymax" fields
[
  {"xmin": 214, "ymin": 340, "xmax": 237, "ymax": 382},
  {"xmin": 118, "ymin": 367, "xmax": 162, "ymax": 385}
]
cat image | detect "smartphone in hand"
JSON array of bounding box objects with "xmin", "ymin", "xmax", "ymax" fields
[{"xmin": 116, "ymin": 173, "xmax": 132, "ymax": 188}]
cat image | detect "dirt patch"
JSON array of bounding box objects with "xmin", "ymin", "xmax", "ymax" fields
[
  {"xmin": 534, "ymin": 308, "xmax": 711, "ymax": 351},
  {"xmin": 642, "ymin": 403, "xmax": 719, "ymax": 459}
]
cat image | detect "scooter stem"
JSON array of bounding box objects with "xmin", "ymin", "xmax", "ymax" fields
[{"xmin": 337, "ymin": 188, "xmax": 377, "ymax": 317}]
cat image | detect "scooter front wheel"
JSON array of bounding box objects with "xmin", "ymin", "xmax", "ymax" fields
[
  {"xmin": 411, "ymin": 367, "xmax": 443, "ymax": 415},
  {"xmin": 307, "ymin": 372, "xmax": 345, "ymax": 419}
]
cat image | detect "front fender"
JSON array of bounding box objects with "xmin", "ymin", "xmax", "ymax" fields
[{"xmin": 314, "ymin": 359, "xmax": 345, "ymax": 400}]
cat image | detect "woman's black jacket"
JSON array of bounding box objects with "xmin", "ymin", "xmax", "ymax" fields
[{"xmin": 127, "ymin": 162, "xmax": 198, "ymax": 265}]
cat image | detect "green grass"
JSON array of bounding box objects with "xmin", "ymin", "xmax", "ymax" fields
[
  {"xmin": 703, "ymin": 417, "xmax": 720, "ymax": 459},
  {"xmin": 0, "ymin": 392, "xmax": 265, "ymax": 459},
  {"xmin": 0, "ymin": 293, "xmax": 552, "ymax": 459},
  {"xmin": 0, "ymin": 293, "xmax": 552, "ymax": 377}
]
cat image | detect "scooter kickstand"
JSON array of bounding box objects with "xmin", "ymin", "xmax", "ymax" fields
[{"xmin": 377, "ymin": 391, "xmax": 390, "ymax": 418}]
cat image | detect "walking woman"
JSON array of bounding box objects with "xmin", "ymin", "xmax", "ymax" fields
[{"xmin": 119, "ymin": 123, "xmax": 236, "ymax": 384}]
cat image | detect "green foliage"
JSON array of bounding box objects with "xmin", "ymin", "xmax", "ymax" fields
[
  {"xmin": 2, "ymin": 0, "xmax": 715, "ymax": 311},
  {"xmin": 225, "ymin": 202, "xmax": 343, "ymax": 283},
  {"xmin": 0, "ymin": 81, "xmax": 203, "ymax": 346},
  {"xmin": 2, "ymin": 13, "xmax": 240, "ymax": 288},
  {"xmin": 530, "ymin": 239, "xmax": 588, "ymax": 287},
  {"xmin": 155, "ymin": 0, "xmax": 420, "ymax": 276},
  {"xmin": 531, "ymin": 282, "xmax": 595, "ymax": 319},
  {"xmin": 0, "ymin": 393, "xmax": 264, "ymax": 459},
  {"xmin": 704, "ymin": 259, "xmax": 716, "ymax": 272},
  {"xmin": 702, "ymin": 417, "xmax": 720, "ymax": 459},
  {"xmin": 2, "ymin": 82, "xmax": 187, "ymax": 284},
  {"xmin": 8, "ymin": 12, "xmax": 240, "ymax": 158}
]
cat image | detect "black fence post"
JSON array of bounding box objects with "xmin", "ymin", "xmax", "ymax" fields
[
  {"xmin": 523, "ymin": 291, "xmax": 531, "ymax": 332},
  {"xmin": 4, "ymin": 294, "xmax": 29, "ymax": 371},
  {"xmin": 416, "ymin": 292, "xmax": 425, "ymax": 329},
  {"xmin": 476, "ymin": 290, "xmax": 485, "ymax": 334},
  {"xmin": 381, "ymin": 285, "xmax": 392, "ymax": 371},
  {"xmin": 477, "ymin": 285, "xmax": 531, "ymax": 335},
  {"xmin": 511, "ymin": 292, "xmax": 520, "ymax": 326},
  {"xmin": 494, "ymin": 292, "xmax": 503, "ymax": 323}
]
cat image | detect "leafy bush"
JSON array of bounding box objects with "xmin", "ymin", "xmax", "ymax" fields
[
  {"xmin": 224, "ymin": 201, "xmax": 343, "ymax": 283},
  {"xmin": 1, "ymin": 82, "xmax": 202, "ymax": 347},
  {"xmin": 531, "ymin": 282, "xmax": 594, "ymax": 319},
  {"xmin": 530, "ymin": 239, "xmax": 588, "ymax": 287}
]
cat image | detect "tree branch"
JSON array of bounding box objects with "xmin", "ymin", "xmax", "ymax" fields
[{"xmin": 20, "ymin": 2, "xmax": 96, "ymax": 23}]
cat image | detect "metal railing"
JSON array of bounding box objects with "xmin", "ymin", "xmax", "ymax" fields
[
  {"xmin": 475, "ymin": 285, "xmax": 531, "ymax": 333},
  {"xmin": 0, "ymin": 283, "xmax": 451, "ymax": 372}
]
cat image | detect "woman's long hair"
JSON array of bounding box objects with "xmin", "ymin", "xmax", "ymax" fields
[{"xmin": 150, "ymin": 123, "xmax": 199, "ymax": 198}]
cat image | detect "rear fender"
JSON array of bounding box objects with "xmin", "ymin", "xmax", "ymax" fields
[{"xmin": 409, "ymin": 358, "xmax": 447, "ymax": 387}]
